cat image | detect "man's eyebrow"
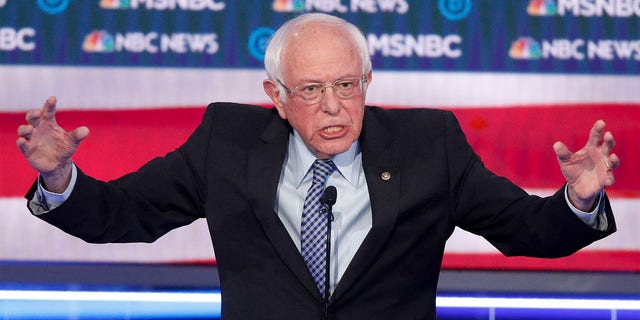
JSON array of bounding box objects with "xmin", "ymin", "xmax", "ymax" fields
[{"xmin": 296, "ymin": 75, "xmax": 361, "ymax": 84}]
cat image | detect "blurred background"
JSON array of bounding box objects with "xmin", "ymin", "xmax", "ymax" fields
[{"xmin": 1, "ymin": 0, "xmax": 638, "ymax": 319}]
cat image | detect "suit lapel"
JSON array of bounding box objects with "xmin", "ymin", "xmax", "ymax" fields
[
  {"xmin": 246, "ymin": 107, "xmax": 402, "ymax": 303},
  {"xmin": 246, "ymin": 113, "xmax": 325, "ymax": 302},
  {"xmin": 332, "ymin": 107, "xmax": 402, "ymax": 301}
]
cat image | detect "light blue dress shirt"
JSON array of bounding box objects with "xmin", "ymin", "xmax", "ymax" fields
[{"xmin": 274, "ymin": 131, "xmax": 372, "ymax": 294}]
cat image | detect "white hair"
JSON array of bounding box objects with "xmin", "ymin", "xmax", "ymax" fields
[{"xmin": 264, "ymin": 13, "xmax": 372, "ymax": 100}]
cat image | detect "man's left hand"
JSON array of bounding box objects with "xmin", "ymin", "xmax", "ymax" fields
[{"xmin": 553, "ymin": 120, "xmax": 619, "ymax": 212}]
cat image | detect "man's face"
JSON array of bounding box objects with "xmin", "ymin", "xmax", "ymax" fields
[{"xmin": 264, "ymin": 24, "xmax": 370, "ymax": 159}]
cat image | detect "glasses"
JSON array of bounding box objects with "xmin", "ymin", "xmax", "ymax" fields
[{"xmin": 277, "ymin": 75, "xmax": 368, "ymax": 105}]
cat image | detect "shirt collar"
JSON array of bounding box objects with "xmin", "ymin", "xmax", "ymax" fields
[{"xmin": 290, "ymin": 130, "xmax": 361, "ymax": 188}]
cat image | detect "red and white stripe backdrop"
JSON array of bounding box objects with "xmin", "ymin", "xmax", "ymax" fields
[{"xmin": 1, "ymin": 66, "xmax": 638, "ymax": 271}]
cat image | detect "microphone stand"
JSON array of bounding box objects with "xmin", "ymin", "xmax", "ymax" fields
[{"xmin": 321, "ymin": 186, "xmax": 336, "ymax": 320}]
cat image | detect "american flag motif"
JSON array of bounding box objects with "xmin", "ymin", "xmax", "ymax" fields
[{"xmin": 0, "ymin": 1, "xmax": 637, "ymax": 272}]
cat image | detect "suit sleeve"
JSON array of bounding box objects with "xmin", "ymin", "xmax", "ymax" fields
[
  {"xmin": 25, "ymin": 105, "xmax": 217, "ymax": 244},
  {"xmin": 444, "ymin": 112, "xmax": 616, "ymax": 258}
]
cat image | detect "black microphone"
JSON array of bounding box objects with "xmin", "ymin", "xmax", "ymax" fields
[
  {"xmin": 321, "ymin": 186, "xmax": 337, "ymax": 220},
  {"xmin": 321, "ymin": 186, "xmax": 337, "ymax": 318}
]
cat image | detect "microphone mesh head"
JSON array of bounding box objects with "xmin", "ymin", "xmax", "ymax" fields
[{"xmin": 322, "ymin": 186, "xmax": 337, "ymax": 206}]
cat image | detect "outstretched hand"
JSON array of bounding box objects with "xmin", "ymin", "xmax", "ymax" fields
[
  {"xmin": 553, "ymin": 120, "xmax": 619, "ymax": 212},
  {"xmin": 16, "ymin": 96, "xmax": 89, "ymax": 193}
]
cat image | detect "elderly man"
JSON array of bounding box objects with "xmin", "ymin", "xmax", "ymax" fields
[{"xmin": 17, "ymin": 13, "xmax": 618, "ymax": 320}]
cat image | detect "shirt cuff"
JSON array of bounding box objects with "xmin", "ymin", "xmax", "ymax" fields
[
  {"xmin": 32, "ymin": 163, "xmax": 78, "ymax": 214},
  {"xmin": 564, "ymin": 185, "xmax": 607, "ymax": 230}
]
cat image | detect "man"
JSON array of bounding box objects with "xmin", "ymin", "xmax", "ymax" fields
[{"xmin": 17, "ymin": 13, "xmax": 619, "ymax": 320}]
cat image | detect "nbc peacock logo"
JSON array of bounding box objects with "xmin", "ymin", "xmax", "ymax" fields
[
  {"xmin": 272, "ymin": 0, "xmax": 305, "ymax": 12},
  {"xmin": 527, "ymin": 0, "xmax": 558, "ymax": 16},
  {"xmin": 509, "ymin": 37, "xmax": 542, "ymax": 60},
  {"xmin": 82, "ymin": 31, "xmax": 115, "ymax": 53},
  {"xmin": 99, "ymin": 0, "xmax": 130, "ymax": 9}
]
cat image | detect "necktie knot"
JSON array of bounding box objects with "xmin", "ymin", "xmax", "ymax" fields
[{"xmin": 311, "ymin": 159, "xmax": 336, "ymax": 185}]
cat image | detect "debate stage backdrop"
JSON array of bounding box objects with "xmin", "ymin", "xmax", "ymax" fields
[{"xmin": 1, "ymin": 0, "xmax": 638, "ymax": 272}]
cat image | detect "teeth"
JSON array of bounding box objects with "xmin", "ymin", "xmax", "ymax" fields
[{"xmin": 324, "ymin": 126, "xmax": 341, "ymax": 133}]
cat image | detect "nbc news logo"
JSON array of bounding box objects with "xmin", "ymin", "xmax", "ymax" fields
[
  {"xmin": 83, "ymin": 31, "xmax": 115, "ymax": 52},
  {"xmin": 509, "ymin": 37, "xmax": 542, "ymax": 60}
]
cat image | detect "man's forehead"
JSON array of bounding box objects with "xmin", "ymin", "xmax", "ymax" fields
[
  {"xmin": 281, "ymin": 30, "xmax": 360, "ymax": 81},
  {"xmin": 284, "ymin": 23, "xmax": 353, "ymax": 53}
]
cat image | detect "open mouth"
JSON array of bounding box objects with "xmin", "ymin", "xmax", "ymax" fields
[{"xmin": 323, "ymin": 126, "xmax": 343, "ymax": 134}]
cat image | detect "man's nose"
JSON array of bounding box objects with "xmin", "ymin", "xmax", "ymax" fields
[{"xmin": 320, "ymin": 86, "xmax": 341, "ymax": 115}]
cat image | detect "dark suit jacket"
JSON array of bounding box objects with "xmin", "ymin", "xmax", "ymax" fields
[{"xmin": 29, "ymin": 103, "xmax": 615, "ymax": 320}]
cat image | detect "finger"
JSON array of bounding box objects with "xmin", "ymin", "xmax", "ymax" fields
[
  {"xmin": 70, "ymin": 126, "xmax": 90, "ymax": 144},
  {"xmin": 17, "ymin": 124, "xmax": 34, "ymax": 138},
  {"xmin": 42, "ymin": 96, "xmax": 58, "ymax": 121},
  {"xmin": 602, "ymin": 164, "xmax": 616, "ymax": 187},
  {"xmin": 586, "ymin": 120, "xmax": 606, "ymax": 147},
  {"xmin": 602, "ymin": 131, "xmax": 616, "ymax": 155},
  {"xmin": 553, "ymin": 141, "xmax": 572, "ymax": 162},
  {"xmin": 25, "ymin": 109, "xmax": 42, "ymax": 125},
  {"xmin": 599, "ymin": 153, "xmax": 617, "ymax": 188},
  {"xmin": 601, "ymin": 153, "xmax": 619, "ymax": 187},
  {"xmin": 603, "ymin": 173, "xmax": 616, "ymax": 188},
  {"xmin": 608, "ymin": 153, "xmax": 620, "ymax": 170},
  {"xmin": 16, "ymin": 137, "xmax": 30, "ymax": 154}
]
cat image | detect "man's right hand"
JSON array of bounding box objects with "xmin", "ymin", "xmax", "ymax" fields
[{"xmin": 16, "ymin": 96, "xmax": 89, "ymax": 193}]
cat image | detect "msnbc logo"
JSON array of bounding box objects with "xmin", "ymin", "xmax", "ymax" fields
[
  {"xmin": 527, "ymin": 0, "xmax": 558, "ymax": 15},
  {"xmin": 82, "ymin": 31, "xmax": 115, "ymax": 53},
  {"xmin": 272, "ymin": 0, "xmax": 304, "ymax": 12},
  {"xmin": 248, "ymin": 27, "xmax": 275, "ymax": 61},
  {"xmin": 509, "ymin": 37, "xmax": 542, "ymax": 60},
  {"xmin": 438, "ymin": 0, "xmax": 472, "ymax": 21},
  {"xmin": 99, "ymin": 0, "xmax": 130, "ymax": 9},
  {"xmin": 100, "ymin": 0, "xmax": 224, "ymax": 10}
]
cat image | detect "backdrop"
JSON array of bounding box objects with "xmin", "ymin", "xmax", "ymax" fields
[{"xmin": 1, "ymin": 0, "xmax": 638, "ymax": 272}]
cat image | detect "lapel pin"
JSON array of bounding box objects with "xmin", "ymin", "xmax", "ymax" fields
[{"xmin": 381, "ymin": 171, "xmax": 391, "ymax": 181}]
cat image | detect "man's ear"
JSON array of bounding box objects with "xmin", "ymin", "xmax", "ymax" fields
[{"xmin": 263, "ymin": 79, "xmax": 287, "ymax": 119}]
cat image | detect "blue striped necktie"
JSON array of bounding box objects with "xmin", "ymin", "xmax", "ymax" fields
[{"xmin": 301, "ymin": 159, "xmax": 336, "ymax": 295}]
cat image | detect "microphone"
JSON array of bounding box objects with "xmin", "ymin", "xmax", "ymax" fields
[
  {"xmin": 321, "ymin": 186, "xmax": 337, "ymax": 317},
  {"xmin": 322, "ymin": 186, "xmax": 337, "ymax": 205},
  {"xmin": 321, "ymin": 186, "xmax": 337, "ymax": 220}
]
